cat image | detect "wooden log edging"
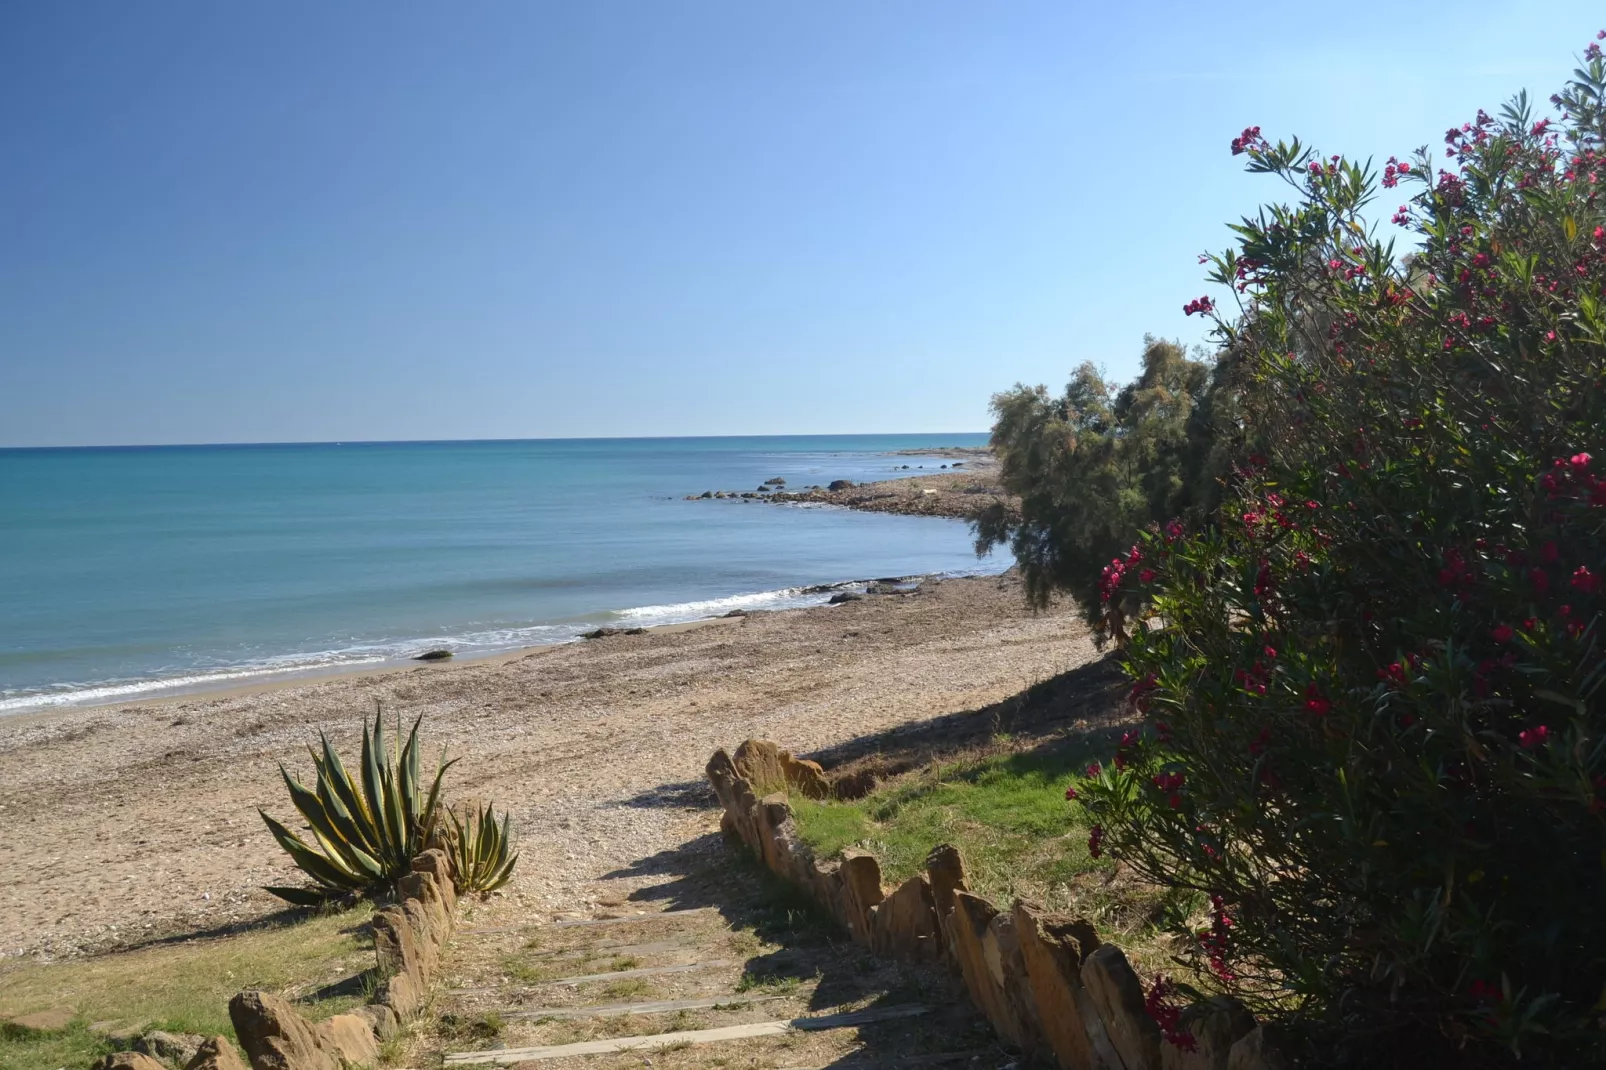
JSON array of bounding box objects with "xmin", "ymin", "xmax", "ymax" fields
[
  {"xmin": 707, "ymin": 741, "xmax": 1289, "ymax": 1070},
  {"xmin": 224, "ymin": 848, "xmax": 461, "ymax": 1070}
]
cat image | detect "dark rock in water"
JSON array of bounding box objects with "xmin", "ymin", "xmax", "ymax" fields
[
  {"xmin": 952, "ymin": 461, "xmax": 965, "ymax": 467},
  {"xmin": 828, "ymin": 479, "xmax": 855, "ymax": 491},
  {"xmin": 756, "ymin": 485, "xmax": 770, "ymax": 492},
  {"xmin": 584, "ymin": 627, "xmax": 646, "ymax": 639},
  {"xmin": 941, "ymin": 464, "xmax": 949, "ymax": 468},
  {"xmin": 699, "ymin": 490, "xmax": 714, "ymax": 498},
  {"xmin": 767, "ymin": 477, "xmax": 786, "ymax": 486},
  {"xmin": 723, "ymin": 609, "xmax": 749, "ymax": 617},
  {"xmin": 828, "ymin": 592, "xmax": 864, "ymax": 604},
  {"xmin": 413, "ymin": 650, "xmax": 453, "ymax": 662}
]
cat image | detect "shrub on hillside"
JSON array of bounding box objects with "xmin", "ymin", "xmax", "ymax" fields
[
  {"xmin": 976, "ymin": 337, "xmax": 1236, "ymax": 638},
  {"xmin": 1072, "ymin": 41, "xmax": 1606, "ymax": 1068}
]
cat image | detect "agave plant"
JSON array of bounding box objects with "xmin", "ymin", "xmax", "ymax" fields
[
  {"xmin": 448, "ymin": 802, "xmax": 519, "ymax": 895},
  {"xmin": 261, "ymin": 707, "xmax": 456, "ymax": 906}
]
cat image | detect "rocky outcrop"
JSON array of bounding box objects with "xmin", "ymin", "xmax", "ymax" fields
[
  {"xmin": 1163, "ymin": 996, "xmax": 1257, "ymax": 1070},
  {"xmin": 91, "ymin": 1054, "xmax": 169, "ymax": 1070},
  {"xmin": 1083, "ymin": 943, "xmax": 1163, "ymax": 1070},
  {"xmin": 229, "ymin": 992, "xmax": 380, "ymax": 1070},
  {"xmin": 229, "ymin": 848, "xmax": 458, "ymax": 1070},
  {"xmin": 828, "ymin": 479, "xmax": 855, "ymax": 491},
  {"xmin": 728, "ymin": 738, "xmax": 831, "ymax": 800},
  {"xmin": 707, "ymin": 738, "xmax": 1286, "ymax": 1070},
  {"xmin": 1013, "ymin": 902, "xmax": 1121, "ymax": 1070},
  {"xmin": 183, "ymin": 1036, "xmax": 250, "ymax": 1070},
  {"xmin": 134, "ymin": 1029, "xmax": 205, "ymax": 1065}
]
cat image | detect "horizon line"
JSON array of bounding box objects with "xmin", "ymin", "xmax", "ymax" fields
[{"xmin": 0, "ymin": 430, "xmax": 992, "ymax": 453}]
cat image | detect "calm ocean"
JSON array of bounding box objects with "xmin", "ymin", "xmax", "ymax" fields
[{"xmin": 0, "ymin": 434, "xmax": 1000, "ymax": 713}]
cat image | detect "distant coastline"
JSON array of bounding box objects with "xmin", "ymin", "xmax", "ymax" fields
[
  {"xmin": 683, "ymin": 446, "xmax": 1017, "ymax": 522},
  {"xmin": 0, "ymin": 435, "xmax": 1002, "ymax": 717}
]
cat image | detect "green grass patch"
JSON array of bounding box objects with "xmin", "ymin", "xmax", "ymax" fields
[
  {"xmin": 792, "ymin": 740, "xmax": 1194, "ymax": 973},
  {"xmin": 0, "ymin": 907, "xmax": 375, "ymax": 1070}
]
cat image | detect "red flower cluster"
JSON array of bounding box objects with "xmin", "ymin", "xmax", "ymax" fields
[
  {"xmin": 1183, "ymin": 295, "xmax": 1215, "ymax": 316},
  {"xmin": 1253, "ymin": 561, "xmax": 1275, "ymax": 598},
  {"xmin": 1303, "ymin": 683, "xmax": 1331, "ymax": 716},
  {"xmin": 1538, "ymin": 451, "xmax": 1606, "ymax": 505},
  {"xmin": 1098, "ymin": 544, "xmax": 1144, "ymax": 603},
  {"xmin": 1144, "ymin": 977, "xmax": 1197, "ymax": 1052},
  {"xmin": 1519, "ymin": 725, "xmax": 1550, "ymax": 749},
  {"xmin": 1128, "ymin": 672, "xmax": 1159, "ymax": 712},
  {"xmin": 1087, "ymin": 824, "xmax": 1104, "ymax": 860},
  {"xmin": 1229, "ymin": 126, "xmax": 1265, "ymax": 156},
  {"xmin": 1234, "ymin": 657, "xmax": 1271, "ymax": 696},
  {"xmin": 1381, "ymin": 156, "xmax": 1412, "ymax": 188},
  {"xmin": 1153, "ymin": 770, "xmax": 1185, "ymax": 809},
  {"xmin": 1200, "ymin": 895, "xmax": 1237, "ymax": 983},
  {"xmin": 1437, "ymin": 547, "xmax": 1478, "ymax": 591}
]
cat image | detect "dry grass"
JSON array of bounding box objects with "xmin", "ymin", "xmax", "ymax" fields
[{"xmin": 0, "ymin": 906, "xmax": 374, "ymax": 1069}]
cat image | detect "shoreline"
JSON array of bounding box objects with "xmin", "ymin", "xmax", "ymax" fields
[
  {"xmin": 2, "ymin": 450, "xmax": 1010, "ymax": 722},
  {"xmin": 0, "ymin": 567, "xmax": 1005, "ymax": 724},
  {"xmin": 0, "ymin": 569, "xmax": 1096, "ymax": 963}
]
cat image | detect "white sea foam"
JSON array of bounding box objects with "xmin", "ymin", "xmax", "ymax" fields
[{"xmin": 0, "ymin": 565, "xmax": 1006, "ymax": 715}]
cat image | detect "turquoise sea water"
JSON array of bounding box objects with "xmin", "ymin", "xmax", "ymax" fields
[{"xmin": 0, "ymin": 435, "xmax": 999, "ymax": 713}]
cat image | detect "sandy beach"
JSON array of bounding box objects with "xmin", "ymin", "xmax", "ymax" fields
[{"xmin": 0, "ymin": 568, "xmax": 1093, "ymax": 963}]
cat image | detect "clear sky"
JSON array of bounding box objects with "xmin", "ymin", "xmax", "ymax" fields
[{"xmin": 2, "ymin": 2, "xmax": 1600, "ymax": 446}]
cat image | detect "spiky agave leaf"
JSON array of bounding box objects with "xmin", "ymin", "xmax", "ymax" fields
[
  {"xmin": 260, "ymin": 710, "xmax": 456, "ymax": 904},
  {"xmin": 449, "ymin": 802, "xmax": 519, "ymax": 895},
  {"xmin": 264, "ymin": 884, "xmax": 335, "ymax": 907}
]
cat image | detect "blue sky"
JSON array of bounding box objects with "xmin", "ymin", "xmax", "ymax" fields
[{"xmin": 2, "ymin": 3, "xmax": 1600, "ymax": 446}]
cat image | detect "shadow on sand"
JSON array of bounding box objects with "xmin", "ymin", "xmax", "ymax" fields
[{"xmin": 594, "ymin": 654, "xmax": 1131, "ymax": 1066}]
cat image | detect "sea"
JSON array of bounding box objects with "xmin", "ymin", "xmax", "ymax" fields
[{"xmin": 0, "ymin": 434, "xmax": 1003, "ymax": 714}]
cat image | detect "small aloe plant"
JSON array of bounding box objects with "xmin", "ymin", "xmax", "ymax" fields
[{"xmin": 449, "ymin": 801, "xmax": 519, "ymax": 895}]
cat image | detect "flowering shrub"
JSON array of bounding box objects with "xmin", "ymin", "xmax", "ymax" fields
[{"xmin": 1073, "ymin": 41, "xmax": 1606, "ymax": 1067}]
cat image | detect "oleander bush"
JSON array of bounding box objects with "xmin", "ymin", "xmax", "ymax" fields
[{"xmin": 1072, "ymin": 38, "xmax": 1606, "ymax": 1068}]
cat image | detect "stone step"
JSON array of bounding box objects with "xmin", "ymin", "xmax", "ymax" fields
[
  {"xmin": 526, "ymin": 938, "xmax": 689, "ymax": 960},
  {"xmin": 544, "ymin": 958, "xmax": 733, "ymax": 985},
  {"xmin": 448, "ymin": 958, "xmax": 733, "ymax": 994},
  {"xmin": 501, "ymin": 993, "xmax": 786, "ymax": 1020},
  {"xmin": 443, "ymin": 1004, "xmax": 930, "ymax": 1065},
  {"xmin": 550, "ymin": 907, "xmax": 715, "ymax": 929}
]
